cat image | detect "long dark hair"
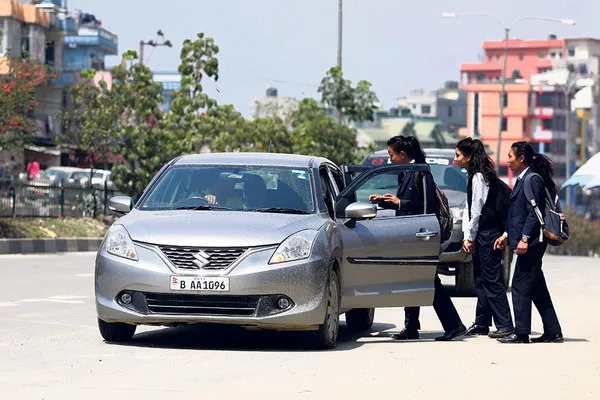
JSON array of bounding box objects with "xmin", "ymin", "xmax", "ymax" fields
[
  {"xmin": 511, "ymin": 141, "xmax": 556, "ymax": 195},
  {"xmin": 387, "ymin": 135, "xmax": 426, "ymax": 163},
  {"xmin": 456, "ymin": 137, "xmax": 497, "ymax": 183}
]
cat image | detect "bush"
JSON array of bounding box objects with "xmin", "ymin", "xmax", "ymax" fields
[{"xmin": 547, "ymin": 212, "xmax": 600, "ymax": 257}]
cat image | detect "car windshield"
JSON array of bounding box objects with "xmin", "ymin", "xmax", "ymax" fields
[
  {"xmin": 139, "ymin": 165, "xmax": 315, "ymax": 213},
  {"xmin": 40, "ymin": 170, "xmax": 69, "ymax": 181}
]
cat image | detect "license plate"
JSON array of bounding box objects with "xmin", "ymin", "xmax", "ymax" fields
[{"xmin": 170, "ymin": 276, "xmax": 230, "ymax": 292}]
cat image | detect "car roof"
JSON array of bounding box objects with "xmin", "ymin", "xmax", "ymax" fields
[
  {"xmin": 366, "ymin": 148, "xmax": 455, "ymax": 159},
  {"xmin": 174, "ymin": 152, "xmax": 332, "ymax": 168},
  {"xmin": 45, "ymin": 167, "xmax": 87, "ymax": 173}
]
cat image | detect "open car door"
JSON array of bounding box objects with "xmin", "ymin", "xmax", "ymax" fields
[{"xmin": 336, "ymin": 164, "xmax": 439, "ymax": 309}]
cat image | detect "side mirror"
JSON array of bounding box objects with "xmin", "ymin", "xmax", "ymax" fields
[
  {"xmin": 108, "ymin": 196, "xmax": 133, "ymax": 216},
  {"xmin": 345, "ymin": 202, "xmax": 377, "ymax": 220}
]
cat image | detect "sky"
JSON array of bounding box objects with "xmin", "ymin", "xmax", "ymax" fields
[{"xmin": 67, "ymin": 0, "xmax": 600, "ymax": 116}]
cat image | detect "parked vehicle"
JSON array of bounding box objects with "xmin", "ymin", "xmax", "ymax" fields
[
  {"xmin": 96, "ymin": 153, "xmax": 443, "ymax": 348},
  {"xmin": 361, "ymin": 148, "xmax": 513, "ymax": 295}
]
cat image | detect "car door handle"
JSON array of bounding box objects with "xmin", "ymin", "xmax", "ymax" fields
[{"xmin": 415, "ymin": 231, "xmax": 439, "ymax": 238}]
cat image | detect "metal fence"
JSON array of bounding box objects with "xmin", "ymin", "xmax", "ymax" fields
[{"xmin": 0, "ymin": 178, "xmax": 121, "ymax": 218}]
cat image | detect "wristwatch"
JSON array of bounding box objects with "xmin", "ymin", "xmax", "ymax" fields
[{"xmin": 521, "ymin": 235, "xmax": 529, "ymax": 243}]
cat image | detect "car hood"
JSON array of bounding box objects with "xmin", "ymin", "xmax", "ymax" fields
[
  {"xmin": 442, "ymin": 189, "xmax": 467, "ymax": 208},
  {"xmin": 118, "ymin": 210, "xmax": 326, "ymax": 247}
]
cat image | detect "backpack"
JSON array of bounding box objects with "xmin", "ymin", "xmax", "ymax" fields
[
  {"xmin": 434, "ymin": 184, "xmax": 453, "ymax": 243},
  {"xmin": 523, "ymin": 173, "xmax": 569, "ymax": 246},
  {"xmin": 492, "ymin": 178, "xmax": 511, "ymax": 232}
]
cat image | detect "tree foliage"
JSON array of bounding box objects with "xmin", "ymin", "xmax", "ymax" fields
[
  {"xmin": 318, "ymin": 66, "xmax": 379, "ymax": 123},
  {"xmin": 0, "ymin": 56, "xmax": 56, "ymax": 151}
]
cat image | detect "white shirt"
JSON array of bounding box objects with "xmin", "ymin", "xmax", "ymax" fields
[
  {"xmin": 500, "ymin": 166, "xmax": 531, "ymax": 239},
  {"xmin": 463, "ymin": 172, "xmax": 490, "ymax": 242}
]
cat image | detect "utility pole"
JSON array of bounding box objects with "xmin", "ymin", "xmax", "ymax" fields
[
  {"xmin": 139, "ymin": 30, "xmax": 172, "ymax": 65},
  {"xmin": 564, "ymin": 65, "xmax": 577, "ymax": 207},
  {"xmin": 336, "ymin": 0, "xmax": 343, "ymax": 125},
  {"xmin": 495, "ymin": 28, "xmax": 510, "ymax": 174}
]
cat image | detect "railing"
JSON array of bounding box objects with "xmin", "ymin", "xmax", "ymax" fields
[{"xmin": 0, "ymin": 178, "xmax": 122, "ymax": 218}]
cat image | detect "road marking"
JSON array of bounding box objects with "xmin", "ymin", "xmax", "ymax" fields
[
  {"xmin": 0, "ymin": 302, "xmax": 18, "ymax": 307},
  {"xmin": 75, "ymin": 273, "xmax": 94, "ymax": 277},
  {"xmin": 49, "ymin": 295, "xmax": 87, "ymax": 300},
  {"xmin": 20, "ymin": 299, "xmax": 85, "ymax": 304}
]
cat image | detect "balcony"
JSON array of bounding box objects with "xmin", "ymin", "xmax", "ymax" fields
[
  {"xmin": 51, "ymin": 71, "xmax": 75, "ymax": 87},
  {"xmin": 64, "ymin": 26, "xmax": 118, "ymax": 55}
]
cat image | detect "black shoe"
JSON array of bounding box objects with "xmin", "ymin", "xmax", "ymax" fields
[
  {"xmin": 435, "ymin": 324, "xmax": 467, "ymax": 341},
  {"xmin": 497, "ymin": 333, "xmax": 529, "ymax": 343},
  {"xmin": 488, "ymin": 327, "xmax": 514, "ymax": 338},
  {"xmin": 465, "ymin": 324, "xmax": 489, "ymax": 336},
  {"xmin": 391, "ymin": 328, "xmax": 419, "ymax": 340},
  {"xmin": 531, "ymin": 333, "xmax": 564, "ymax": 343}
]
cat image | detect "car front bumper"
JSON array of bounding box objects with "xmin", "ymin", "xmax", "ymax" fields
[{"xmin": 95, "ymin": 242, "xmax": 329, "ymax": 331}]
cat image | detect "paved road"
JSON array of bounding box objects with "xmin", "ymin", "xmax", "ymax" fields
[{"xmin": 0, "ymin": 253, "xmax": 598, "ymax": 399}]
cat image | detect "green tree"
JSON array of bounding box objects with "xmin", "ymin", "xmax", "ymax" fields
[
  {"xmin": 110, "ymin": 51, "xmax": 175, "ymax": 197},
  {"xmin": 318, "ymin": 66, "xmax": 379, "ymax": 123},
  {"xmin": 291, "ymin": 98, "xmax": 372, "ymax": 165},
  {"xmin": 165, "ymin": 33, "xmax": 220, "ymax": 153}
]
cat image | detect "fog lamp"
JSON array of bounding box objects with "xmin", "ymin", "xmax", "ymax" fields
[
  {"xmin": 120, "ymin": 293, "xmax": 132, "ymax": 304},
  {"xmin": 277, "ymin": 297, "xmax": 290, "ymax": 309}
]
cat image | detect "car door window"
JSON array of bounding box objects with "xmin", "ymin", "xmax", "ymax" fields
[{"xmin": 319, "ymin": 167, "xmax": 336, "ymax": 219}]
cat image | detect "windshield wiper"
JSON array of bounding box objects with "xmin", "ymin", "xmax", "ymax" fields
[
  {"xmin": 175, "ymin": 205, "xmax": 232, "ymax": 211},
  {"xmin": 252, "ymin": 207, "xmax": 309, "ymax": 214}
]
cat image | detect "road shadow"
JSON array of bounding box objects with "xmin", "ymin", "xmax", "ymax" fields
[{"xmin": 108, "ymin": 321, "xmax": 397, "ymax": 352}]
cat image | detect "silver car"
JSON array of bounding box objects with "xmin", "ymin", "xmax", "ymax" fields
[{"xmin": 95, "ymin": 153, "xmax": 441, "ymax": 348}]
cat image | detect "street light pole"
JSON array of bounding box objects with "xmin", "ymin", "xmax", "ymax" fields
[
  {"xmin": 442, "ymin": 13, "xmax": 576, "ymax": 173},
  {"xmin": 139, "ymin": 30, "xmax": 172, "ymax": 65},
  {"xmin": 336, "ymin": 0, "xmax": 343, "ymax": 125}
]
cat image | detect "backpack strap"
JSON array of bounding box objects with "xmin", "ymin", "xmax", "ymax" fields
[{"xmin": 523, "ymin": 173, "xmax": 545, "ymax": 226}]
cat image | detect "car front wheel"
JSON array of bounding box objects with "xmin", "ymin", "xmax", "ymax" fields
[
  {"xmin": 98, "ymin": 319, "xmax": 136, "ymax": 342},
  {"xmin": 345, "ymin": 308, "xmax": 375, "ymax": 332},
  {"xmin": 310, "ymin": 269, "xmax": 340, "ymax": 349}
]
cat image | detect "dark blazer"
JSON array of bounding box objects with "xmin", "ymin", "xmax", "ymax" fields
[
  {"xmin": 395, "ymin": 171, "xmax": 437, "ymax": 216},
  {"xmin": 507, "ymin": 168, "xmax": 546, "ymax": 249}
]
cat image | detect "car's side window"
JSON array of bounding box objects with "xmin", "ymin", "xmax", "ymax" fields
[{"xmin": 328, "ymin": 166, "xmax": 345, "ymax": 194}]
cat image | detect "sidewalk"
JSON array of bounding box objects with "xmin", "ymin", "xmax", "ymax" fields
[{"xmin": 0, "ymin": 237, "xmax": 103, "ymax": 254}]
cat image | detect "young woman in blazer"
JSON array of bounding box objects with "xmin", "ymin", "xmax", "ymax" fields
[
  {"xmin": 494, "ymin": 142, "xmax": 563, "ymax": 343},
  {"xmin": 455, "ymin": 138, "xmax": 514, "ymax": 339},
  {"xmin": 369, "ymin": 135, "xmax": 466, "ymax": 341}
]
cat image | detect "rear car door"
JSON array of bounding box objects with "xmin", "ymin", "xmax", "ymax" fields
[{"xmin": 336, "ymin": 164, "xmax": 439, "ymax": 309}]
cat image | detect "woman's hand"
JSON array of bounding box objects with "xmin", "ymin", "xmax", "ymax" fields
[
  {"xmin": 462, "ymin": 240, "xmax": 473, "ymax": 254},
  {"xmin": 381, "ymin": 193, "xmax": 400, "ymax": 207},
  {"xmin": 368, "ymin": 194, "xmax": 382, "ymax": 204},
  {"xmin": 516, "ymin": 239, "xmax": 528, "ymax": 255}
]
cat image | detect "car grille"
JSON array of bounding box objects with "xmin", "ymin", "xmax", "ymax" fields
[
  {"xmin": 158, "ymin": 246, "xmax": 248, "ymax": 270},
  {"xmin": 144, "ymin": 293, "xmax": 259, "ymax": 316}
]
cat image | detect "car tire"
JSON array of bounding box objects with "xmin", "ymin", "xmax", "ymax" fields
[
  {"xmin": 310, "ymin": 269, "xmax": 340, "ymax": 350},
  {"xmin": 345, "ymin": 308, "xmax": 375, "ymax": 332},
  {"xmin": 98, "ymin": 318, "xmax": 136, "ymax": 342},
  {"xmin": 455, "ymin": 261, "xmax": 476, "ymax": 296}
]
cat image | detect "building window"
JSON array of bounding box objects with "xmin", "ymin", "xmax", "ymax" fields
[
  {"xmin": 568, "ymin": 47, "xmax": 575, "ymax": 57},
  {"xmin": 476, "ymin": 72, "xmax": 485, "ymax": 82},
  {"xmin": 559, "ymin": 52, "xmax": 563, "ymax": 58},
  {"xmin": 522, "ymin": 118, "xmax": 527, "ymax": 133},
  {"xmin": 488, "ymin": 55, "xmax": 493, "ymax": 61},
  {"xmin": 421, "ymin": 105, "xmax": 431, "ymax": 114},
  {"xmin": 501, "ymin": 93, "xmax": 508, "ymax": 107},
  {"xmin": 448, "ymin": 106, "xmax": 453, "ymax": 117},
  {"xmin": 501, "ymin": 117, "xmax": 508, "ymax": 131},
  {"xmin": 538, "ymin": 50, "xmax": 547, "ymax": 58},
  {"xmin": 537, "ymin": 92, "xmax": 561, "ymax": 107},
  {"xmin": 519, "ymin": 53, "xmax": 524, "ymax": 60},
  {"xmin": 550, "ymin": 52, "xmax": 556, "ymax": 58},
  {"xmin": 45, "ymin": 40, "xmax": 55, "ymax": 66}
]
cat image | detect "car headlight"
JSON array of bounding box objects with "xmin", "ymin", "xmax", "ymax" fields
[
  {"xmin": 450, "ymin": 207, "xmax": 465, "ymax": 223},
  {"xmin": 105, "ymin": 225, "xmax": 138, "ymax": 261},
  {"xmin": 269, "ymin": 230, "xmax": 318, "ymax": 265}
]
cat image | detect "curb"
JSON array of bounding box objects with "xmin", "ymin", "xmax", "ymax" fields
[{"xmin": 0, "ymin": 237, "xmax": 103, "ymax": 255}]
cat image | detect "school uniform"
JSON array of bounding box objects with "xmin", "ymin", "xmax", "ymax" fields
[
  {"xmin": 505, "ymin": 167, "xmax": 562, "ymax": 339},
  {"xmin": 465, "ymin": 173, "xmax": 513, "ymax": 331}
]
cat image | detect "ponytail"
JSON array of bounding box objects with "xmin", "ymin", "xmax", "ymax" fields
[
  {"xmin": 511, "ymin": 141, "xmax": 556, "ymax": 195},
  {"xmin": 388, "ymin": 135, "xmax": 426, "ymax": 163}
]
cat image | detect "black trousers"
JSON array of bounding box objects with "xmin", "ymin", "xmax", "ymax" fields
[
  {"xmin": 473, "ymin": 231, "xmax": 514, "ymax": 329},
  {"xmin": 512, "ymin": 243, "xmax": 562, "ymax": 336},
  {"xmin": 404, "ymin": 273, "xmax": 462, "ymax": 332}
]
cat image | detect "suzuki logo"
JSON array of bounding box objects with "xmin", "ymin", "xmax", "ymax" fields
[{"xmin": 192, "ymin": 250, "xmax": 211, "ymax": 268}]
